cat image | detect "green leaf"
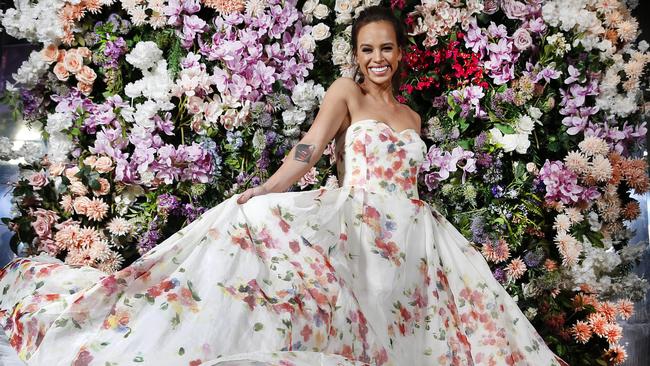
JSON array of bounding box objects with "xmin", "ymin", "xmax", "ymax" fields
[
  {"xmin": 178, "ymin": 347, "xmax": 185, "ymax": 355},
  {"xmin": 187, "ymin": 281, "xmax": 202, "ymax": 301},
  {"xmin": 254, "ymin": 322, "xmax": 264, "ymax": 331}
]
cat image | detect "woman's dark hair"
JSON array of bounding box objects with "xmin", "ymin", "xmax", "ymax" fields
[{"xmin": 351, "ymin": 6, "xmax": 408, "ymax": 96}]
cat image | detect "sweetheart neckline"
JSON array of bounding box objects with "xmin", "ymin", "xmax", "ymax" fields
[{"xmin": 347, "ymin": 119, "xmax": 418, "ymax": 136}]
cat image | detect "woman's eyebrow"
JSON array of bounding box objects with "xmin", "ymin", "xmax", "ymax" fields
[{"xmin": 359, "ymin": 42, "xmax": 395, "ymax": 47}]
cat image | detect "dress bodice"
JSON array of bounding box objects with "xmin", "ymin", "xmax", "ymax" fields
[{"xmin": 335, "ymin": 119, "xmax": 427, "ymax": 200}]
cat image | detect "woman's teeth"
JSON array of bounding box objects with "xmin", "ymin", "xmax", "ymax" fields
[{"xmin": 370, "ymin": 66, "xmax": 389, "ymax": 74}]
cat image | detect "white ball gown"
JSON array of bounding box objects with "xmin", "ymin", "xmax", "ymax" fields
[{"xmin": 0, "ymin": 119, "xmax": 563, "ymax": 366}]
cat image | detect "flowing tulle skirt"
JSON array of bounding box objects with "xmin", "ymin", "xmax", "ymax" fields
[{"xmin": 0, "ymin": 185, "xmax": 561, "ymax": 365}]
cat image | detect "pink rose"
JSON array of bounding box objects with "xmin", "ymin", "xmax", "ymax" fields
[
  {"xmin": 32, "ymin": 216, "xmax": 52, "ymax": 238},
  {"xmin": 41, "ymin": 44, "xmax": 59, "ymax": 64},
  {"xmin": 501, "ymin": 0, "xmax": 528, "ymax": 20},
  {"xmin": 482, "ymin": 0, "xmax": 499, "ymax": 14},
  {"xmin": 57, "ymin": 50, "xmax": 66, "ymax": 63},
  {"xmin": 34, "ymin": 208, "xmax": 59, "ymax": 226},
  {"xmin": 40, "ymin": 238, "xmax": 60, "ymax": 256},
  {"xmin": 94, "ymin": 156, "xmax": 114, "ymax": 173},
  {"xmin": 63, "ymin": 51, "xmax": 83, "ymax": 73},
  {"xmin": 76, "ymin": 66, "xmax": 97, "ymax": 85},
  {"xmin": 28, "ymin": 171, "xmax": 48, "ymax": 189},
  {"xmin": 53, "ymin": 62, "xmax": 69, "ymax": 81},
  {"xmin": 513, "ymin": 28, "xmax": 532, "ymax": 50}
]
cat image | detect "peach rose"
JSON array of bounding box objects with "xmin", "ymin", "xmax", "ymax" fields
[
  {"xmin": 83, "ymin": 155, "xmax": 97, "ymax": 167},
  {"xmin": 76, "ymin": 47, "xmax": 91, "ymax": 59},
  {"xmin": 65, "ymin": 166, "xmax": 80, "ymax": 180},
  {"xmin": 57, "ymin": 49, "xmax": 66, "ymax": 63},
  {"xmin": 94, "ymin": 156, "xmax": 114, "ymax": 173},
  {"xmin": 69, "ymin": 180, "xmax": 89, "ymax": 196},
  {"xmin": 72, "ymin": 196, "xmax": 91, "ymax": 215},
  {"xmin": 53, "ymin": 62, "xmax": 70, "ymax": 81},
  {"xmin": 41, "ymin": 44, "xmax": 59, "ymax": 64},
  {"xmin": 28, "ymin": 171, "xmax": 48, "ymax": 189},
  {"xmin": 63, "ymin": 51, "xmax": 83, "ymax": 73},
  {"xmin": 93, "ymin": 178, "xmax": 111, "ymax": 196},
  {"xmin": 49, "ymin": 162, "xmax": 65, "ymax": 176},
  {"xmin": 77, "ymin": 82, "xmax": 93, "ymax": 96},
  {"xmin": 76, "ymin": 66, "xmax": 97, "ymax": 84}
]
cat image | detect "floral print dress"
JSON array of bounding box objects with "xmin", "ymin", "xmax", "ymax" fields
[{"xmin": 0, "ymin": 119, "xmax": 563, "ymax": 366}]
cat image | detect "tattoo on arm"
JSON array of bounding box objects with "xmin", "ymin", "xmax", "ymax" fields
[{"xmin": 294, "ymin": 144, "xmax": 315, "ymax": 163}]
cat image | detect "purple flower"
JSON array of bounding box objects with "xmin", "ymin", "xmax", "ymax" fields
[
  {"xmin": 538, "ymin": 160, "xmax": 585, "ymax": 204},
  {"xmin": 493, "ymin": 268, "xmax": 507, "ymax": 284},
  {"xmin": 491, "ymin": 185, "xmax": 504, "ymax": 198},
  {"xmin": 157, "ymin": 193, "xmax": 181, "ymax": 216},
  {"xmin": 523, "ymin": 251, "xmax": 543, "ymax": 268}
]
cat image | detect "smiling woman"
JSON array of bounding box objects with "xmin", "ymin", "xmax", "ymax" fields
[{"xmin": 351, "ymin": 7, "xmax": 407, "ymax": 95}]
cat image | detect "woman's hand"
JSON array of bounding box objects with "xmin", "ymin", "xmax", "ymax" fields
[{"xmin": 236, "ymin": 184, "xmax": 270, "ymax": 204}]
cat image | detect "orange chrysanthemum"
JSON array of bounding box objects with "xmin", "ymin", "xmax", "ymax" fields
[
  {"xmin": 616, "ymin": 299, "xmax": 634, "ymax": 320},
  {"xmin": 570, "ymin": 320, "xmax": 592, "ymax": 344},
  {"xmin": 596, "ymin": 301, "xmax": 618, "ymax": 322},
  {"xmin": 621, "ymin": 201, "xmax": 641, "ymax": 220}
]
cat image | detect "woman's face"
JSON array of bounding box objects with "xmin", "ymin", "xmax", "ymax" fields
[{"xmin": 354, "ymin": 20, "xmax": 401, "ymax": 86}]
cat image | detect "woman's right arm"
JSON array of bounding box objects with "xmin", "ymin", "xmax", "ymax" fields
[{"xmin": 237, "ymin": 78, "xmax": 355, "ymax": 204}]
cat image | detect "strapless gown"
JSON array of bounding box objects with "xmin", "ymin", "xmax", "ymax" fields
[{"xmin": 0, "ymin": 119, "xmax": 563, "ymax": 365}]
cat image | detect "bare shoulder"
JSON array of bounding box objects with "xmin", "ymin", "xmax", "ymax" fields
[
  {"xmin": 401, "ymin": 104, "xmax": 422, "ymax": 133},
  {"xmin": 326, "ymin": 77, "xmax": 360, "ymax": 98}
]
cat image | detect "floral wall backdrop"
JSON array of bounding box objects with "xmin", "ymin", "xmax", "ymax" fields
[{"xmin": 0, "ymin": 0, "xmax": 648, "ymax": 364}]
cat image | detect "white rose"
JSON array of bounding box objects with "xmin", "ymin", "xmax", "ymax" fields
[
  {"xmin": 528, "ymin": 106, "xmax": 542, "ymax": 121},
  {"xmin": 335, "ymin": 11, "xmax": 353, "ymax": 25},
  {"xmin": 311, "ymin": 23, "xmax": 331, "ymax": 41},
  {"xmin": 515, "ymin": 133, "xmax": 531, "ymax": 154},
  {"xmin": 516, "ymin": 115, "xmax": 535, "ymax": 134},
  {"xmin": 302, "ymin": 0, "xmax": 318, "ymax": 14},
  {"xmin": 299, "ymin": 34, "xmax": 316, "ymax": 53},
  {"xmin": 501, "ymin": 133, "xmax": 519, "ymax": 153},
  {"xmin": 334, "ymin": 0, "xmax": 353, "ymax": 13},
  {"xmin": 313, "ymin": 4, "xmax": 330, "ymax": 19},
  {"xmin": 488, "ymin": 127, "xmax": 504, "ymax": 145},
  {"xmin": 332, "ymin": 37, "xmax": 352, "ymax": 65},
  {"xmin": 364, "ymin": 0, "xmax": 380, "ymax": 6}
]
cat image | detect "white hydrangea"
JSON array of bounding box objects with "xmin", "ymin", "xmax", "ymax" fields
[
  {"xmin": 291, "ymin": 80, "xmax": 325, "ymax": 111},
  {"xmin": 125, "ymin": 60, "xmax": 173, "ymax": 102},
  {"xmin": 18, "ymin": 142, "xmax": 45, "ymax": 165},
  {"xmin": 125, "ymin": 41, "xmax": 164, "ymax": 71},
  {"xmin": 1, "ymin": 0, "xmax": 66, "ymax": 44},
  {"xmin": 46, "ymin": 131, "xmax": 73, "ymax": 163},
  {"xmin": 12, "ymin": 51, "xmax": 49, "ymax": 88},
  {"xmin": 282, "ymin": 108, "xmax": 306, "ymax": 126},
  {"xmin": 45, "ymin": 112, "xmax": 73, "ymax": 134},
  {"xmin": 541, "ymin": 0, "xmax": 603, "ymax": 36}
]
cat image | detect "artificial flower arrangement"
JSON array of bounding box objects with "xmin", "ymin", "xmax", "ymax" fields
[{"xmin": 0, "ymin": 0, "xmax": 648, "ymax": 364}]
